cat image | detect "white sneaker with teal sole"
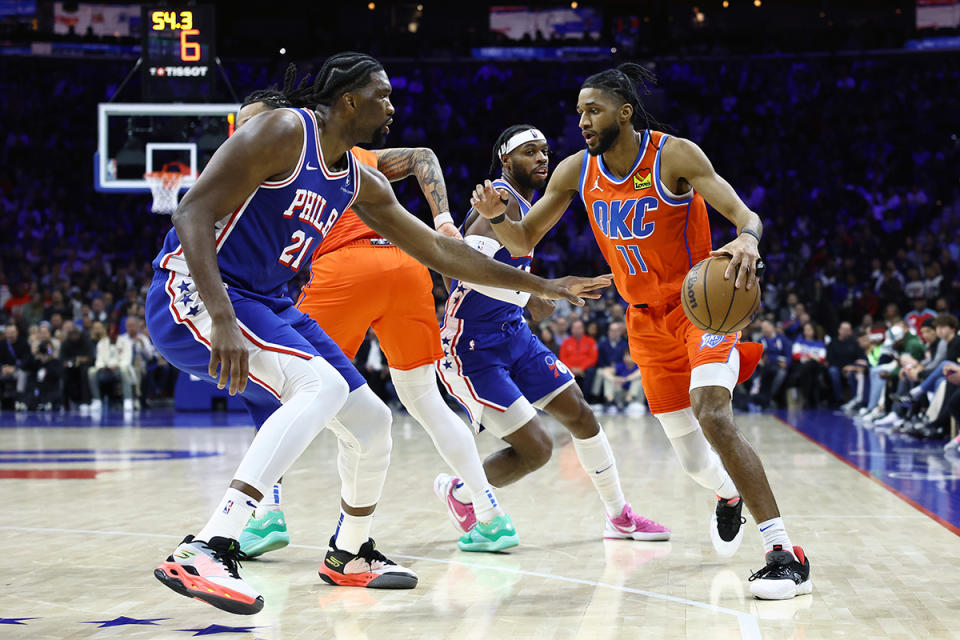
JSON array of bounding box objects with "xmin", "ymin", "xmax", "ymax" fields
[{"xmin": 239, "ymin": 509, "xmax": 290, "ymax": 558}]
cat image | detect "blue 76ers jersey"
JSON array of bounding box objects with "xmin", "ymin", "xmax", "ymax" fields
[
  {"xmin": 446, "ymin": 179, "xmax": 533, "ymax": 324},
  {"xmin": 153, "ymin": 108, "xmax": 359, "ymax": 306}
]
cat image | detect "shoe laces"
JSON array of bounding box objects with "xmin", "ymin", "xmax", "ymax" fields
[
  {"xmin": 715, "ymin": 498, "xmax": 746, "ymax": 536},
  {"xmin": 357, "ymin": 539, "xmax": 395, "ymax": 568},
  {"xmin": 748, "ymin": 550, "xmax": 796, "ymax": 582},
  {"xmin": 207, "ymin": 538, "xmax": 244, "ymax": 578}
]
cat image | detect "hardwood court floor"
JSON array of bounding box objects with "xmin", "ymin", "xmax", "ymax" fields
[{"xmin": 1, "ymin": 409, "xmax": 959, "ymax": 640}]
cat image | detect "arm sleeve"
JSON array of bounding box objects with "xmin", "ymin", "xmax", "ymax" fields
[{"xmin": 458, "ymin": 235, "xmax": 532, "ymax": 307}]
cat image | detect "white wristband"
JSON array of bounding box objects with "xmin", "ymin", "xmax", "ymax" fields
[{"xmin": 433, "ymin": 212, "xmax": 454, "ymax": 230}]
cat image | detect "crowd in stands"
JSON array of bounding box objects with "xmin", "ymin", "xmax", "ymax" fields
[{"xmin": 1, "ymin": 52, "xmax": 958, "ymax": 442}]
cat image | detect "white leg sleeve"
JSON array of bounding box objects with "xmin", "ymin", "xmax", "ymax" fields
[
  {"xmin": 328, "ymin": 384, "xmax": 393, "ymax": 508},
  {"xmin": 390, "ymin": 365, "xmax": 495, "ymax": 503},
  {"xmin": 655, "ymin": 408, "xmax": 738, "ymax": 499},
  {"xmin": 233, "ymin": 354, "xmax": 350, "ymax": 497}
]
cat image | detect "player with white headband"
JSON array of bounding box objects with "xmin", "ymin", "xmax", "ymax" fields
[{"xmin": 434, "ymin": 124, "xmax": 672, "ymax": 546}]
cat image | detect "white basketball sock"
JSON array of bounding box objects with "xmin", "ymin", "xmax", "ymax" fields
[
  {"xmin": 255, "ymin": 482, "xmax": 282, "ymax": 518},
  {"xmin": 197, "ymin": 487, "xmax": 256, "ymax": 543},
  {"xmin": 334, "ymin": 510, "xmax": 372, "ymax": 555},
  {"xmin": 572, "ymin": 428, "xmax": 627, "ymax": 517},
  {"xmin": 757, "ymin": 517, "xmax": 793, "ymax": 556},
  {"xmin": 391, "ymin": 365, "xmax": 503, "ymax": 521}
]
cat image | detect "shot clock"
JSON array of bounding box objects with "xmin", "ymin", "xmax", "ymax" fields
[{"xmin": 141, "ymin": 5, "xmax": 216, "ymax": 100}]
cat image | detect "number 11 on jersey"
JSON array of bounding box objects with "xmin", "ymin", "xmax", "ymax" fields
[{"xmin": 615, "ymin": 244, "xmax": 648, "ymax": 275}]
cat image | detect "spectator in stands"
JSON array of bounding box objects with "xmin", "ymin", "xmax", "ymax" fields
[
  {"xmin": 23, "ymin": 339, "xmax": 62, "ymax": 410},
  {"xmin": 826, "ymin": 321, "xmax": 863, "ymax": 407},
  {"xmin": 88, "ymin": 322, "xmax": 134, "ymax": 412},
  {"xmin": 901, "ymin": 313, "xmax": 960, "ymax": 407},
  {"xmin": 862, "ymin": 321, "xmax": 925, "ymax": 421},
  {"xmin": 539, "ymin": 326, "xmax": 559, "ymax": 354},
  {"xmin": 0, "ymin": 323, "xmax": 31, "ymax": 409},
  {"xmin": 593, "ymin": 321, "xmax": 628, "ymax": 402},
  {"xmin": 905, "ymin": 293, "xmax": 937, "ymax": 337},
  {"xmin": 600, "ymin": 351, "xmax": 645, "ymax": 415},
  {"xmin": 787, "ymin": 322, "xmax": 828, "ymax": 408},
  {"xmin": 841, "ymin": 328, "xmax": 880, "ymax": 413},
  {"xmin": 60, "ymin": 320, "xmax": 95, "ymax": 411},
  {"xmin": 559, "ymin": 319, "xmax": 598, "ymax": 399},
  {"xmin": 750, "ymin": 319, "xmax": 791, "ymax": 410},
  {"xmin": 123, "ymin": 315, "xmax": 155, "ymax": 407}
]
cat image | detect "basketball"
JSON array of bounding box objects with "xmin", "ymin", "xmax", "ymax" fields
[{"xmin": 681, "ymin": 255, "xmax": 761, "ymax": 335}]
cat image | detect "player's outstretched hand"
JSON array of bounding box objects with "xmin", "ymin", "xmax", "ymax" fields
[
  {"xmin": 539, "ymin": 274, "xmax": 613, "ymax": 306},
  {"xmin": 711, "ymin": 233, "xmax": 760, "ymax": 290},
  {"xmin": 470, "ymin": 180, "xmax": 509, "ymax": 219},
  {"xmin": 209, "ymin": 320, "xmax": 249, "ymax": 395}
]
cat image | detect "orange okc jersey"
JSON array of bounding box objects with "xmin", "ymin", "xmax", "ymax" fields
[
  {"xmin": 579, "ymin": 130, "xmax": 712, "ymax": 306},
  {"xmin": 315, "ymin": 146, "xmax": 381, "ymax": 256}
]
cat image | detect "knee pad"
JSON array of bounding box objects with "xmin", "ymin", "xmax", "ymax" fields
[
  {"xmin": 655, "ymin": 407, "xmax": 700, "ymax": 438},
  {"xmin": 277, "ymin": 354, "xmax": 350, "ymax": 408},
  {"xmin": 390, "ymin": 365, "xmax": 441, "ymax": 425},
  {"xmin": 334, "ymin": 385, "xmax": 393, "ymax": 459}
]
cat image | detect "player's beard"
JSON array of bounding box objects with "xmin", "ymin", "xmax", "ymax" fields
[
  {"xmin": 369, "ymin": 126, "xmax": 388, "ymax": 148},
  {"xmin": 587, "ymin": 122, "xmax": 621, "ymax": 156},
  {"xmin": 516, "ymin": 165, "xmax": 548, "ymax": 191}
]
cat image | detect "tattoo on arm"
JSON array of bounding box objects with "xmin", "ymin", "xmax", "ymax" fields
[{"xmin": 374, "ymin": 148, "xmax": 450, "ymax": 217}]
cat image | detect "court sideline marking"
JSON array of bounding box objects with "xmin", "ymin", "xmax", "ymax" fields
[
  {"xmin": 0, "ymin": 525, "xmax": 762, "ymax": 639},
  {"xmin": 774, "ymin": 415, "xmax": 960, "ymax": 538}
]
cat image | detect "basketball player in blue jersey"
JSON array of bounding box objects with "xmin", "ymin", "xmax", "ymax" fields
[
  {"xmin": 435, "ymin": 125, "xmax": 670, "ymax": 548},
  {"xmin": 147, "ymin": 52, "xmax": 611, "ymax": 615},
  {"xmin": 231, "ymin": 77, "xmax": 518, "ymax": 557}
]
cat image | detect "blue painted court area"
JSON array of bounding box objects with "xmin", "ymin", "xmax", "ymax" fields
[
  {"xmin": 777, "ymin": 408, "xmax": 960, "ymax": 536},
  {"xmin": 0, "ymin": 409, "xmax": 254, "ymax": 429}
]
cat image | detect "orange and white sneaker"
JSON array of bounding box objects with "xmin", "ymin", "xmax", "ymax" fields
[
  {"xmin": 318, "ymin": 536, "xmax": 418, "ymax": 589},
  {"xmin": 154, "ymin": 535, "xmax": 264, "ymax": 615}
]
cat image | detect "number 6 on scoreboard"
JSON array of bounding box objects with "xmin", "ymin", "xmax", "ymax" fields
[
  {"xmin": 614, "ymin": 244, "xmax": 648, "ymax": 275},
  {"xmin": 180, "ymin": 29, "xmax": 201, "ymax": 62}
]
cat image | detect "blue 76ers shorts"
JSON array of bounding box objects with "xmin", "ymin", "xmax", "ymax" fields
[
  {"xmin": 146, "ymin": 269, "xmax": 365, "ymax": 426},
  {"xmin": 435, "ymin": 315, "xmax": 574, "ymax": 438}
]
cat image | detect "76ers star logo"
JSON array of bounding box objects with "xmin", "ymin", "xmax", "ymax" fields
[{"xmin": 545, "ymin": 355, "xmax": 570, "ymax": 378}]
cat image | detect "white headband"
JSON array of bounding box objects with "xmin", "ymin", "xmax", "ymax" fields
[{"xmin": 499, "ymin": 128, "xmax": 546, "ymax": 158}]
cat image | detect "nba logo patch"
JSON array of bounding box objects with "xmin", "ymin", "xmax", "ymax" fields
[
  {"xmin": 222, "ymin": 500, "xmax": 234, "ymax": 514},
  {"xmin": 699, "ymin": 334, "xmax": 726, "ymax": 350}
]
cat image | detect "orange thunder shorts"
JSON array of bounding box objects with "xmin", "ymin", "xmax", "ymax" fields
[
  {"xmin": 296, "ymin": 240, "xmax": 443, "ymax": 371},
  {"xmin": 626, "ymin": 300, "xmax": 753, "ymax": 415}
]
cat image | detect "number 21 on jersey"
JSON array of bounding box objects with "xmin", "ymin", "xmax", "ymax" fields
[{"xmin": 279, "ymin": 230, "xmax": 314, "ymax": 271}]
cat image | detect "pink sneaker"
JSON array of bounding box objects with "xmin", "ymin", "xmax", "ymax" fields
[
  {"xmin": 603, "ymin": 503, "xmax": 671, "ymax": 541},
  {"xmin": 433, "ymin": 473, "xmax": 477, "ymax": 534}
]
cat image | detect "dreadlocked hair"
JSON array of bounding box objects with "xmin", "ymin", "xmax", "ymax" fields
[
  {"xmin": 581, "ymin": 62, "xmax": 664, "ymax": 132},
  {"xmin": 285, "ymin": 52, "xmax": 384, "ymax": 110},
  {"xmin": 240, "ymin": 63, "xmax": 312, "ymax": 109},
  {"xmin": 489, "ymin": 123, "xmax": 538, "ymax": 175}
]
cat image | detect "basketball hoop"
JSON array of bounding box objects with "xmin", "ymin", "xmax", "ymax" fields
[{"xmin": 144, "ymin": 162, "xmax": 195, "ymax": 214}]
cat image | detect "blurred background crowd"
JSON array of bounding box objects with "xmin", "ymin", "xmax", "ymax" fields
[{"xmin": 1, "ymin": 1, "xmax": 958, "ymax": 443}]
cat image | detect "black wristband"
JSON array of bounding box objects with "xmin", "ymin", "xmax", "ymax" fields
[
  {"xmin": 489, "ymin": 213, "xmax": 506, "ymax": 224},
  {"xmin": 740, "ymin": 228, "xmax": 761, "ymax": 243}
]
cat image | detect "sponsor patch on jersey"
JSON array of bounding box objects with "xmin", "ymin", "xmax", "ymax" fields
[
  {"xmin": 699, "ymin": 333, "xmax": 726, "ymax": 350},
  {"xmin": 633, "ymin": 169, "xmax": 652, "ymax": 190}
]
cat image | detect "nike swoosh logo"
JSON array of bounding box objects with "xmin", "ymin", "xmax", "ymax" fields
[
  {"xmin": 759, "ymin": 524, "xmax": 774, "ymax": 532},
  {"xmin": 595, "ymin": 464, "xmax": 613, "ymax": 475},
  {"xmin": 306, "ymin": 163, "xmax": 318, "ymax": 170},
  {"xmin": 246, "ymin": 500, "xmax": 258, "ymax": 509},
  {"xmin": 448, "ymin": 497, "xmax": 469, "ymax": 522}
]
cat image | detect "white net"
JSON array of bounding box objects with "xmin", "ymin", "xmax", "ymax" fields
[{"xmin": 144, "ymin": 170, "xmax": 188, "ymax": 214}]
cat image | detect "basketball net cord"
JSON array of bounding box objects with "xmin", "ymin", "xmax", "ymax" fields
[{"xmin": 145, "ymin": 171, "xmax": 186, "ymax": 214}]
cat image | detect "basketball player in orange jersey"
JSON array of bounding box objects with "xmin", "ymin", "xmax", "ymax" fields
[
  {"xmin": 471, "ymin": 64, "xmax": 811, "ymax": 600},
  {"xmin": 232, "ymin": 69, "xmax": 520, "ymax": 555}
]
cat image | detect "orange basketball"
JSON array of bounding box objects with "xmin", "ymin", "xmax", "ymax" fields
[{"xmin": 681, "ymin": 255, "xmax": 761, "ymax": 335}]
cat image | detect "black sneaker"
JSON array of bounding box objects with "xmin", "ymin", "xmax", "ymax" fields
[
  {"xmin": 710, "ymin": 496, "xmax": 745, "ymax": 557},
  {"xmin": 748, "ymin": 545, "xmax": 812, "ymax": 599},
  {"xmin": 318, "ymin": 536, "xmax": 418, "ymax": 589}
]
